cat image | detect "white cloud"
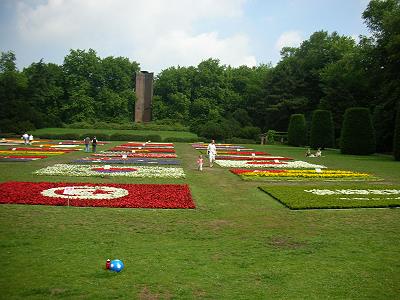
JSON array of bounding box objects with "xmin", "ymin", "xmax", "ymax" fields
[
  {"xmin": 275, "ymin": 30, "xmax": 303, "ymax": 50},
  {"xmin": 15, "ymin": 0, "xmax": 255, "ymax": 73}
]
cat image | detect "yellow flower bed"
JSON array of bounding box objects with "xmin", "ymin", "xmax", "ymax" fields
[
  {"xmin": 0, "ymin": 150, "xmax": 65, "ymax": 156},
  {"xmin": 237, "ymin": 169, "xmax": 372, "ymax": 179}
]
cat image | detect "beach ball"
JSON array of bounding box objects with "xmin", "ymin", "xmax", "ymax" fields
[{"xmin": 110, "ymin": 259, "xmax": 124, "ymax": 272}]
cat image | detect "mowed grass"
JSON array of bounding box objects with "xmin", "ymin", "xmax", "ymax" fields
[
  {"xmin": 30, "ymin": 127, "xmax": 198, "ymax": 139},
  {"xmin": 0, "ymin": 142, "xmax": 399, "ymax": 299}
]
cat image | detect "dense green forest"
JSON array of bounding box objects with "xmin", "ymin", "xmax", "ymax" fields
[{"xmin": 0, "ymin": 0, "xmax": 399, "ymax": 152}]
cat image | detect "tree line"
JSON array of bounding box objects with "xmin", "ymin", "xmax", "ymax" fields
[{"xmin": 0, "ymin": 0, "xmax": 399, "ymax": 154}]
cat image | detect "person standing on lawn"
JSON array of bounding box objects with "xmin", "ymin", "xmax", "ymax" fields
[
  {"xmin": 92, "ymin": 136, "xmax": 98, "ymax": 153},
  {"xmin": 207, "ymin": 139, "xmax": 217, "ymax": 167},
  {"xmin": 84, "ymin": 136, "xmax": 91, "ymax": 152},
  {"xmin": 197, "ymin": 154, "xmax": 204, "ymax": 171}
]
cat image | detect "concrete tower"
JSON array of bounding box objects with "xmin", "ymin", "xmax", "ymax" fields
[{"xmin": 135, "ymin": 71, "xmax": 153, "ymax": 123}]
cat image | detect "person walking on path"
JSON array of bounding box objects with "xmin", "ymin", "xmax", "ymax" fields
[
  {"xmin": 197, "ymin": 155, "xmax": 204, "ymax": 171},
  {"xmin": 29, "ymin": 134, "xmax": 34, "ymax": 145},
  {"xmin": 22, "ymin": 133, "xmax": 29, "ymax": 145},
  {"xmin": 84, "ymin": 136, "xmax": 91, "ymax": 152},
  {"xmin": 91, "ymin": 136, "xmax": 98, "ymax": 153},
  {"xmin": 207, "ymin": 139, "xmax": 217, "ymax": 167}
]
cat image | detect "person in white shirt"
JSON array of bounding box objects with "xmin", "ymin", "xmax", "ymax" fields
[
  {"xmin": 22, "ymin": 133, "xmax": 29, "ymax": 145},
  {"xmin": 28, "ymin": 134, "xmax": 34, "ymax": 145},
  {"xmin": 207, "ymin": 139, "xmax": 217, "ymax": 167}
]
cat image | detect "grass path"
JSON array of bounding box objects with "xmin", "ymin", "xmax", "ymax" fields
[{"xmin": 0, "ymin": 142, "xmax": 399, "ymax": 299}]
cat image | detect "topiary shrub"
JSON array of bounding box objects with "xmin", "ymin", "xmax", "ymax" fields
[
  {"xmin": 309, "ymin": 110, "xmax": 334, "ymax": 149},
  {"xmin": 287, "ymin": 114, "xmax": 307, "ymax": 146},
  {"xmin": 36, "ymin": 133, "xmax": 81, "ymax": 140},
  {"xmin": 80, "ymin": 133, "xmax": 110, "ymax": 141},
  {"xmin": 163, "ymin": 137, "xmax": 199, "ymax": 143},
  {"xmin": 393, "ymin": 105, "xmax": 400, "ymax": 161},
  {"xmin": 340, "ymin": 107, "xmax": 376, "ymax": 155}
]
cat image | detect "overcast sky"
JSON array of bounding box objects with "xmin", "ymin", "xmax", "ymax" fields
[{"xmin": 0, "ymin": 0, "xmax": 370, "ymax": 74}]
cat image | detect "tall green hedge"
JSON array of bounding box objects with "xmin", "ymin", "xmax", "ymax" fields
[
  {"xmin": 340, "ymin": 107, "xmax": 376, "ymax": 155},
  {"xmin": 393, "ymin": 105, "xmax": 400, "ymax": 161},
  {"xmin": 287, "ymin": 114, "xmax": 307, "ymax": 146},
  {"xmin": 310, "ymin": 110, "xmax": 334, "ymax": 149}
]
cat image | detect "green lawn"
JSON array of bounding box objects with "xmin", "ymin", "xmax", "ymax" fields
[{"xmin": 0, "ymin": 142, "xmax": 399, "ymax": 299}]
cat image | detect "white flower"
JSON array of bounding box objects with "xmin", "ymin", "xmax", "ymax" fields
[
  {"xmin": 35, "ymin": 164, "xmax": 186, "ymax": 178},
  {"xmin": 215, "ymin": 160, "xmax": 326, "ymax": 169}
]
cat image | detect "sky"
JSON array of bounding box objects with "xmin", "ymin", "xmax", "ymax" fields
[{"xmin": 0, "ymin": 0, "xmax": 371, "ymax": 74}]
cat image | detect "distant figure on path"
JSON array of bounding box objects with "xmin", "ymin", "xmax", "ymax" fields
[
  {"xmin": 315, "ymin": 148, "xmax": 322, "ymax": 157},
  {"xmin": 84, "ymin": 136, "xmax": 91, "ymax": 152},
  {"xmin": 207, "ymin": 139, "xmax": 217, "ymax": 167},
  {"xmin": 22, "ymin": 133, "xmax": 29, "ymax": 145},
  {"xmin": 197, "ymin": 155, "xmax": 204, "ymax": 171},
  {"xmin": 29, "ymin": 134, "xmax": 34, "ymax": 145},
  {"xmin": 92, "ymin": 136, "xmax": 98, "ymax": 153}
]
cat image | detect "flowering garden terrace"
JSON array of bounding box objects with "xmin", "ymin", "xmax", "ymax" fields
[
  {"xmin": 0, "ymin": 181, "xmax": 195, "ymax": 209},
  {"xmin": 0, "ymin": 138, "xmax": 399, "ymax": 299}
]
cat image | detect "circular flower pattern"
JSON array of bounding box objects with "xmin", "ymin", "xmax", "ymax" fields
[{"xmin": 41, "ymin": 186, "xmax": 129, "ymax": 200}]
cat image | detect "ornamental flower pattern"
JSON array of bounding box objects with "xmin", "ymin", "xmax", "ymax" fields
[
  {"xmin": 35, "ymin": 164, "xmax": 185, "ymax": 178},
  {"xmin": 0, "ymin": 181, "xmax": 195, "ymax": 209},
  {"xmin": 230, "ymin": 169, "xmax": 373, "ymax": 179},
  {"xmin": 216, "ymin": 160, "xmax": 326, "ymax": 169}
]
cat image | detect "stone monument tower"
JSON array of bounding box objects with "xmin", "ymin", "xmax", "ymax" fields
[{"xmin": 135, "ymin": 71, "xmax": 153, "ymax": 123}]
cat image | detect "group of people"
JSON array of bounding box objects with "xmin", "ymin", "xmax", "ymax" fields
[
  {"xmin": 306, "ymin": 148, "xmax": 322, "ymax": 157},
  {"xmin": 197, "ymin": 139, "xmax": 217, "ymax": 171},
  {"xmin": 84, "ymin": 136, "xmax": 98, "ymax": 152},
  {"xmin": 21, "ymin": 133, "xmax": 34, "ymax": 145}
]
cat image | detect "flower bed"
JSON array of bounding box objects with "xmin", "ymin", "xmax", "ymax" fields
[
  {"xmin": 35, "ymin": 164, "xmax": 185, "ymax": 178},
  {"xmin": 216, "ymin": 156, "xmax": 291, "ymax": 161},
  {"xmin": 216, "ymin": 160, "xmax": 326, "ymax": 169},
  {"xmin": 109, "ymin": 147, "xmax": 176, "ymax": 153},
  {"xmin": 216, "ymin": 151, "xmax": 271, "ymax": 156},
  {"xmin": 93, "ymin": 152, "xmax": 177, "ymax": 158},
  {"xmin": 231, "ymin": 169, "xmax": 375, "ymax": 180},
  {"xmin": 0, "ymin": 157, "xmax": 42, "ymax": 162},
  {"xmin": 8, "ymin": 147, "xmax": 76, "ymax": 152},
  {"xmin": 0, "ymin": 150, "xmax": 65, "ymax": 156},
  {"xmin": 0, "ymin": 181, "xmax": 195, "ymax": 209},
  {"xmin": 73, "ymin": 157, "xmax": 180, "ymax": 165},
  {"xmin": 259, "ymin": 185, "xmax": 400, "ymax": 209}
]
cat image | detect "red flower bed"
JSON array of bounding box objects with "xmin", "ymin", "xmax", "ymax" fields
[
  {"xmin": 219, "ymin": 151, "xmax": 270, "ymax": 155},
  {"xmin": 9, "ymin": 148, "xmax": 76, "ymax": 152},
  {"xmin": 0, "ymin": 182, "xmax": 195, "ymax": 209},
  {"xmin": 216, "ymin": 156, "xmax": 292, "ymax": 161},
  {"xmin": 246, "ymin": 161, "xmax": 288, "ymax": 164},
  {"xmin": 122, "ymin": 143, "xmax": 174, "ymax": 147},
  {"xmin": 110, "ymin": 147, "xmax": 176, "ymax": 153},
  {"xmin": 0, "ymin": 155, "xmax": 48, "ymax": 159},
  {"xmin": 93, "ymin": 153, "xmax": 177, "ymax": 158}
]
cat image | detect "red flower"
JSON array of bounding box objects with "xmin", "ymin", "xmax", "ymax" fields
[{"xmin": 0, "ymin": 182, "xmax": 195, "ymax": 209}]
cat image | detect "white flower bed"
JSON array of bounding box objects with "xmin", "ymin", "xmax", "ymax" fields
[
  {"xmin": 35, "ymin": 164, "xmax": 185, "ymax": 178},
  {"xmin": 305, "ymin": 189, "xmax": 400, "ymax": 196},
  {"xmin": 215, "ymin": 160, "xmax": 326, "ymax": 169}
]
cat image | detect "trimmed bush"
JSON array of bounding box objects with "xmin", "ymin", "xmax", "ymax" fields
[
  {"xmin": 287, "ymin": 114, "xmax": 307, "ymax": 146},
  {"xmin": 309, "ymin": 110, "xmax": 334, "ymax": 149},
  {"xmin": 80, "ymin": 133, "xmax": 110, "ymax": 141},
  {"xmin": 340, "ymin": 107, "xmax": 376, "ymax": 155},
  {"xmin": 394, "ymin": 106, "xmax": 400, "ymax": 161},
  {"xmin": 109, "ymin": 133, "xmax": 162, "ymax": 142},
  {"xmin": 35, "ymin": 133, "xmax": 81, "ymax": 140},
  {"xmin": 163, "ymin": 137, "xmax": 199, "ymax": 143}
]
